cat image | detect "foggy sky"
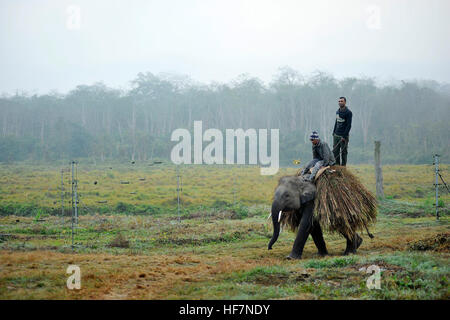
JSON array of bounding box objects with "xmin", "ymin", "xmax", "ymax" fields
[{"xmin": 1, "ymin": 0, "xmax": 449, "ymax": 94}]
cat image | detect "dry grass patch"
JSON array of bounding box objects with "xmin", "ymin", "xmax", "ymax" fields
[{"xmin": 408, "ymin": 232, "xmax": 450, "ymax": 252}]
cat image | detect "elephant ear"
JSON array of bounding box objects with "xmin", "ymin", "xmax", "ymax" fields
[{"xmin": 300, "ymin": 182, "xmax": 316, "ymax": 204}]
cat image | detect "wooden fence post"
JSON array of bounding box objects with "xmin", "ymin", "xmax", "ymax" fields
[{"xmin": 374, "ymin": 141, "xmax": 384, "ymax": 199}]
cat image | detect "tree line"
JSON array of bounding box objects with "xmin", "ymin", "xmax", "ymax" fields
[{"xmin": 1, "ymin": 67, "xmax": 449, "ymax": 165}]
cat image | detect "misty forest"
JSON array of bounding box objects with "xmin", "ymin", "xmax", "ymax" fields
[{"xmin": 1, "ymin": 67, "xmax": 449, "ymax": 165}]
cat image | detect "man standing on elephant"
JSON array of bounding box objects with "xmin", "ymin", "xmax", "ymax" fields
[
  {"xmin": 301, "ymin": 131, "xmax": 335, "ymax": 182},
  {"xmin": 333, "ymin": 97, "xmax": 352, "ymax": 166}
]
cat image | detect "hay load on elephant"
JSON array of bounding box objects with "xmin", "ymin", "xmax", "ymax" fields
[
  {"xmin": 279, "ymin": 166, "xmax": 377, "ymax": 239},
  {"xmin": 311, "ymin": 166, "xmax": 377, "ymax": 238}
]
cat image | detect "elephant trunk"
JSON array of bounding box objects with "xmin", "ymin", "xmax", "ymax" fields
[{"xmin": 268, "ymin": 200, "xmax": 282, "ymax": 250}]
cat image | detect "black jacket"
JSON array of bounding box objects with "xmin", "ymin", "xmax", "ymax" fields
[
  {"xmin": 312, "ymin": 140, "xmax": 336, "ymax": 167},
  {"xmin": 333, "ymin": 107, "xmax": 352, "ymax": 138}
]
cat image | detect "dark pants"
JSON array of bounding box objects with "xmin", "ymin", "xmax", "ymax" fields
[
  {"xmin": 302, "ymin": 158, "xmax": 324, "ymax": 181},
  {"xmin": 333, "ymin": 134, "xmax": 349, "ymax": 166}
]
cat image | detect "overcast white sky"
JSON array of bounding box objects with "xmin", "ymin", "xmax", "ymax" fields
[{"xmin": 1, "ymin": 0, "xmax": 449, "ymax": 94}]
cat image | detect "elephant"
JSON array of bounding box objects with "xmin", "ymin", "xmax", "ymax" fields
[{"xmin": 268, "ymin": 175, "xmax": 362, "ymax": 259}]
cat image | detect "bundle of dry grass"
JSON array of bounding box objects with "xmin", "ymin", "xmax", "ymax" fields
[
  {"xmin": 313, "ymin": 166, "xmax": 377, "ymax": 238},
  {"xmin": 276, "ymin": 167, "xmax": 377, "ymax": 238},
  {"xmin": 279, "ymin": 210, "xmax": 301, "ymax": 233}
]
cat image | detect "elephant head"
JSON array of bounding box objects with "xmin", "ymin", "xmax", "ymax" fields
[{"xmin": 268, "ymin": 176, "xmax": 316, "ymax": 250}]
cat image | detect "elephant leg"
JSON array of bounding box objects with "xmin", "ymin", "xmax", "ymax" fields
[
  {"xmin": 287, "ymin": 201, "xmax": 314, "ymax": 260},
  {"xmin": 310, "ymin": 221, "xmax": 328, "ymax": 256},
  {"xmin": 343, "ymin": 233, "xmax": 363, "ymax": 255},
  {"xmin": 353, "ymin": 233, "xmax": 363, "ymax": 253},
  {"xmin": 343, "ymin": 234, "xmax": 352, "ymax": 255}
]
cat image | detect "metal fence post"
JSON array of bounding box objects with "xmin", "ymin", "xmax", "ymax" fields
[{"xmin": 434, "ymin": 154, "xmax": 440, "ymax": 220}]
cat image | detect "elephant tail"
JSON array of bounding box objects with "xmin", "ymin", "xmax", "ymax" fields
[{"xmin": 365, "ymin": 225, "xmax": 374, "ymax": 239}]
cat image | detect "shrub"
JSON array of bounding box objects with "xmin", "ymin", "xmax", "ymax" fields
[
  {"xmin": 108, "ymin": 233, "xmax": 130, "ymax": 248},
  {"xmin": 231, "ymin": 203, "xmax": 249, "ymax": 219},
  {"xmin": 212, "ymin": 200, "xmax": 232, "ymax": 209},
  {"xmin": 115, "ymin": 202, "xmax": 133, "ymax": 214}
]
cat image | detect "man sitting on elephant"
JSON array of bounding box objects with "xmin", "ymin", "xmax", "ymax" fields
[{"xmin": 301, "ymin": 131, "xmax": 335, "ymax": 182}]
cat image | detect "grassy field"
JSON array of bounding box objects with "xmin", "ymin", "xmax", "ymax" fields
[
  {"xmin": 0, "ymin": 163, "xmax": 449, "ymax": 299},
  {"xmin": 0, "ymin": 163, "xmax": 449, "ymax": 213}
]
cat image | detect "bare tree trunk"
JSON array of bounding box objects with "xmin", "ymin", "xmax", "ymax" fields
[
  {"xmin": 360, "ymin": 98, "xmax": 373, "ymax": 147},
  {"xmin": 188, "ymin": 105, "xmax": 192, "ymax": 127},
  {"xmin": 40, "ymin": 120, "xmax": 45, "ymax": 145},
  {"xmin": 131, "ymin": 103, "xmax": 136, "ymax": 161},
  {"xmin": 107, "ymin": 109, "xmax": 111, "ymax": 135},
  {"xmin": 144, "ymin": 108, "xmax": 149, "ymax": 133},
  {"xmin": 289, "ymin": 100, "xmax": 296, "ymax": 130},
  {"xmin": 2, "ymin": 113, "xmax": 7, "ymax": 136},
  {"xmin": 266, "ymin": 107, "xmax": 272, "ymax": 129},
  {"xmin": 15, "ymin": 116, "xmax": 20, "ymax": 137},
  {"xmin": 117, "ymin": 120, "xmax": 123, "ymax": 143},
  {"xmin": 81, "ymin": 102, "xmax": 86, "ymax": 127},
  {"xmin": 374, "ymin": 141, "xmax": 384, "ymax": 198}
]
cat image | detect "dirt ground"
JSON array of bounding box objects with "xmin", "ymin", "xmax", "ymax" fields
[{"xmin": 1, "ymin": 213, "xmax": 448, "ymax": 299}]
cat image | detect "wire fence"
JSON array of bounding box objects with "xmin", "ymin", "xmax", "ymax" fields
[{"xmin": 31, "ymin": 154, "xmax": 449, "ymax": 251}]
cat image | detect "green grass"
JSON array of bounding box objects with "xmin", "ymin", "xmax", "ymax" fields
[
  {"xmin": 0, "ymin": 164, "xmax": 449, "ymax": 299},
  {"xmin": 304, "ymin": 256, "xmax": 357, "ymax": 268},
  {"xmin": 0, "ymin": 163, "xmax": 448, "ymax": 216}
]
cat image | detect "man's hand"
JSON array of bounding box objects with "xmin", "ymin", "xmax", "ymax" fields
[{"xmin": 341, "ymin": 137, "xmax": 346, "ymax": 143}]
